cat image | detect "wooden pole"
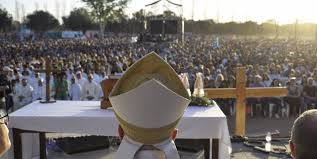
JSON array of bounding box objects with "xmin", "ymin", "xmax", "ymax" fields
[
  {"xmin": 45, "ymin": 58, "xmax": 51, "ymax": 102},
  {"xmin": 235, "ymin": 67, "xmax": 246, "ymax": 136}
]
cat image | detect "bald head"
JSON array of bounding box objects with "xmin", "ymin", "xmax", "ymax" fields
[{"xmin": 290, "ymin": 110, "xmax": 317, "ymax": 159}]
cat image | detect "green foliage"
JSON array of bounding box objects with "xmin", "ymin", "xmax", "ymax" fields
[
  {"xmin": 132, "ymin": 9, "xmax": 146, "ymax": 22},
  {"xmin": 0, "ymin": 8, "xmax": 12, "ymax": 32},
  {"xmin": 62, "ymin": 8, "xmax": 94, "ymax": 32},
  {"xmin": 82, "ymin": 0, "xmax": 129, "ymax": 24},
  {"xmin": 25, "ymin": 10, "xmax": 59, "ymax": 32},
  {"xmin": 189, "ymin": 96, "xmax": 213, "ymax": 107}
]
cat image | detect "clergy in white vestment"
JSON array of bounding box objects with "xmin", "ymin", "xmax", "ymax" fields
[
  {"xmin": 76, "ymin": 71, "xmax": 87, "ymax": 88},
  {"xmin": 30, "ymin": 72, "xmax": 42, "ymax": 89},
  {"xmin": 14, "ymin": 78, "xmax": 33, "ymax": 110},
  {"xmin": 69, "ymin": 77, "xmax": 82, "ymax": 101},
  {"xmin": 32, "ymin": 79, "xmax": 45, "ymax": 101},
  {"xmin": 110, "ymin": 52, "xmax": 191, "ymax": 159},
  {"xmin": 66, "ymin": 68, "xmax": 74, "ymax": 81},
  {"xmin": 93, "ymin": 72, "xmax": 102, "ymax": 84},
  {"xmin": 82, "ymin": 74, "xmax": 100, "ymax": 101}
]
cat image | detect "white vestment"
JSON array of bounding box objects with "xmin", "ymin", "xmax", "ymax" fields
[
  {"xmin": 93, "ymin": 73, "xmax": 102, "ymax": 84},
  {"xmin": 30, "ymin": 77, "xmax": 42, "ymax": 89},
  {"xmin": 67, "ymin": 72, "xmax": 74, "ymax": 81},
  {"xmin": 32, "ymin": 84, "xmax": 45, "ymax": 101},
  {"xmin": 77, "ymin": 78, "xmax": 87, "ymax": 88},
  {"xmin": 14, "ymin": 84, "xmax": 33, "ymax": 110},
  {"xmin": 81, "ymin": 81, "xmax": 100, "ymax": 100},
  {"xmin": 116, "ymin": 136, "xmax": 180, "ymax": 159},
  {"xmin": 69, "ymin": 83, "xmax": 82, "ymax": 101}
]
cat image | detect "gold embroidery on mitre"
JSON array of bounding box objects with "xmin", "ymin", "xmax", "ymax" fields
[
  {"xmin": 115, "ymin": 113, "xmax": 181, "ymax": 145},
  {"xmin": 110, "ymin": 52, "xmax": 190, "ymax": 144},
  {"xmin": 110, "ymin": 52, "xmax": 190, "ymax": 100}
]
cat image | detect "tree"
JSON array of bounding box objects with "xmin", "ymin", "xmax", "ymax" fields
[
  {"xmin": 62, "ymin": 8, "xmax": 93, "ymax": 32},
  {"xmin": 132, "ymin": 9, "xmax": 146, "ymax": 22},
  {"xmin": 0, "ymin": 8, "xmax": 12, "ymax": 32},
  {"xmin": 82, "ymin": 0, "xmax": 129, "ymax": 34},
  {"xmin": 25, "ymin": 10, "xmax": 59, "ymax": 32}
]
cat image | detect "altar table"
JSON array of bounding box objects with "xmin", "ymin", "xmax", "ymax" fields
[{"xmin": 9, "ymin": 101, "xmax": 231, "ymax": 159}]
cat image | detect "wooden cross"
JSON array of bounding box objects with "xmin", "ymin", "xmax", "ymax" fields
[
  {"xmin": 34, "ymin": 57, "xmax": 62, "ymax": 103},
  {"xmin": 204, "ymin": 67, "xmax": 288, "ymax": 136}
]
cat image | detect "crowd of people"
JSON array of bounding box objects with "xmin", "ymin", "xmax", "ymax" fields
[{"xmin": 1, "ymin": 34, "xmax": 317, "ymax": 118}]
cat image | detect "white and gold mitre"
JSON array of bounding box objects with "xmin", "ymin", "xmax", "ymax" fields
[{"xmin": 109, "ymin": 52, "xmax": 191, "ymax": 145}]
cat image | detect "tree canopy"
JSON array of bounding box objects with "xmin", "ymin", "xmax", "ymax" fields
[
  {"xmin": 0, "ymin": 8, "xmax": 13, "ymax": 32},
  {"xmin": 25, "ymin": 10, "xmax": 59, "ymax": 32},
  {"xmin": 62, "ymin": 8, "xmax": 94, "ymax": 32},
  {"xmin": 82, "ymin": 0, "xmax": 129, "ymax": 33}
]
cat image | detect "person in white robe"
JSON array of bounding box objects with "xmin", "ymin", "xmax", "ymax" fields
[
  {"xmin": 93, "ymin": 72, "xmax": 102, "ymax": 84},
  {"xmin": 81, "ymin": 74, "xmax": 100, "ymax": 101},
  {"xmin": 14, "ymin": 78, "xmax": 33, "ymax": 110},
  {"xmin": 32, "ymin": 79, "xmax": 45, "ymax": 101},
  {"xmin": 66, "ymin": 68, "xmax": 74, "ymax": 81},
  {"xmin": 76, "ymin": 71, "xmax": 87, "ymax": 88},
  {"xmin": 69, "ymin": 77, "xmax": 82, "ymax": 101},
  {"xmin": 30, "ymin": 72, "xmax": 42, "ymax": 89},
  {"xmin": 11, "ymin": 79, "xmax": 40, "ymax": 159},
  {"xmin": 109, "ymin": 53, "xmax": 191, "ymax": 159}
]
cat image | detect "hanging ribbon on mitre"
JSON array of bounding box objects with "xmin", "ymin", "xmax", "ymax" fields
[{"xmin": 179, "ymin": 73, "xmax": 191, "ymax": 97}]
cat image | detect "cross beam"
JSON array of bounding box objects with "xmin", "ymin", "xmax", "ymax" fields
[{"xmin": 204, "ymin": 67, "xmax": 288, "ymax": 136}]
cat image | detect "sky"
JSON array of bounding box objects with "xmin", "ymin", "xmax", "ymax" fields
[{"xmin": 1, "ymin": 0, "xmax": 317, "ymax": 24}]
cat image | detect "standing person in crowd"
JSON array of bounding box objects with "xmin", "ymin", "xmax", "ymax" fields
[
  {"xmin": 0, "ymin": 66, "xmax": 14, "ymax": 112},
  {"xmin": 76, "ymin": 71, "xmax": 87, "ymax": 88},
  {"xmin": 69, "ymin": 76, "xmax": 82, "ymax": 101},
  {"xmin": 248, "ymin": 75, "xmax": 267, "ymax": 117},
  {"xmin": 267, "ymin": 79, "xmax": 283, "ymax": 118},
  {"xmin": 302, "ymin": 77, "xmax": 317, "ymax": 110},
  {"xmin": 53, "ymin": 73, "xmax": 68, "ymax": 100},
  {"xmin": 30, "ymin": 72, "xmax": 42, "ymax": 89},
  {"xmin": 32, "ymin": 79, "xmax": 45, "ymax": 101},
  {"xmin": 14, "ymin": 78, "xmax": 33, "ymax": 110},
  {"xmin": 82, "ymin": 74, "xmax": 100, "ymax": 101},
  {"xmin": 284, "ymin": 77, "xmax": 302, "ymax": 117}
]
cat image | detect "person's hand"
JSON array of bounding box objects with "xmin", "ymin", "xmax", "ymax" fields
[{"xmin": 0, "ymin": 118, "xmax": 10, "ymax": 156}]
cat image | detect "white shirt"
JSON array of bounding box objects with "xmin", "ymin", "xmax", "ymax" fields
[
  {"xmin": 69, "ymin": 83, "xmax": 82, "ymax": 101},
  {"xmin": 93, "ymin": 73, "xmax": 102, "ymax": 84},
  {"xmin": 14, "ymin": 84, "xmax": 33, "ymax": 108},
  {"xmin": 77, "ymin": 78, "xmax": 87, "ymax": 88},
  {"xmin": 81, "ymin": 80, "xmax": 100, "ymax": 100},
  {"xmin": 32, "ymin": 84, "xmax": 45, "ymax": 101},
  {"xmin": 30, "ymin": 77, "xmax": 43, "ymax": 89}
]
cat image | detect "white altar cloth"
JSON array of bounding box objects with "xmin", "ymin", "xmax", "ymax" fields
[{"xmin": 9, "ymin": 100, "xmax": 231, "ymax": 159}]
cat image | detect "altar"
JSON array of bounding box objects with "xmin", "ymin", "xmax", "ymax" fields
[{"xmin": 9, "ymin": 100, "xmax": 231, "ymax": 159}]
